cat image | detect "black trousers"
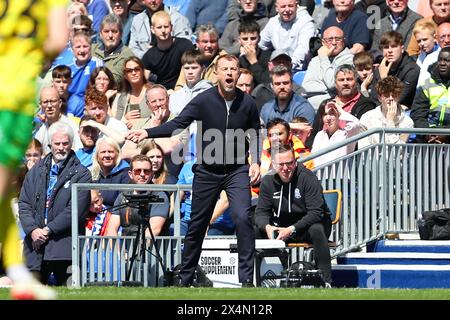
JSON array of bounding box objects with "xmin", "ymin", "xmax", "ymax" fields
[
  {"xmin": 255, "ymin": 220, "xmax": 332, "ymax": 283},
  {"xmin": 179, "ymin": 164, "xmax": 255, "ymax": 285},
  {"xmin": 33, "ymin": 260, "xmax": 72, "ymax": 286},
  {"xmin": 294, "ymin": 221, "xmax": 332, "ymax": 283}
]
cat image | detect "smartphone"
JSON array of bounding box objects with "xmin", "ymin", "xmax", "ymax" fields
[
  {"xmin": 129, "ymin": 104, "xmax": 140, "ymax": 112},
  {"xmin": 272, "ymin": 230, "xmax": 279, "ymax": 239}
]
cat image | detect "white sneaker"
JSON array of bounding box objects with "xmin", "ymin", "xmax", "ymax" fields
[{"xmin": 324, "ymin": 282, "xmax": 332, "ymax": 289}]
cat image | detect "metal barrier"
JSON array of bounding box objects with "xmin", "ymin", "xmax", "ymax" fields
[
  {"xmin": 79, "ymin": 235, "xmax": 183, "ymax": 287},
  {"xmin": 70, "ymin": 128, "xmax": 450, "ymax": 287},
  {"xmin": 299, "ymin": 128, "xmax": 450, "ymax": 256},
  {"xmin": 71, "ymin": 183, "xmax": 191, "ymax": 288}
]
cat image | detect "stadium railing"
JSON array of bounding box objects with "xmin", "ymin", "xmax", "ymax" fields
[{"xmin": 70, "ymin": 128, "xmax": 450, "ymax": 287}]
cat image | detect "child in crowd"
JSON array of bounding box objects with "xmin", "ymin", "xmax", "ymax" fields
[
  {"xmin": 52, "ymin": 65, "xmax": 72, "ymax": 114},
  {"xmin": 290, "ymin": 116, "xmax": 312, "ymax": 146},
  {"xmin": 412, "ymin": 20, "xmax": 439, "ymax": 68},
  {"xmin": 85, "ymin": 190, "xmax": 113, "ymax": 236},
  {"xmin": 353, "ymin": 51, "xmax": 374, "ymax": 98}
]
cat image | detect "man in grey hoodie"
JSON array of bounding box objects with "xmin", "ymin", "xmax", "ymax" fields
[
  {"xmin": 169, "ymin": 49, "xmax": 213, "ymax": 116},
  {"xmin": 169, "ymin": 49, "xmax": 212, "ymax": 161}
]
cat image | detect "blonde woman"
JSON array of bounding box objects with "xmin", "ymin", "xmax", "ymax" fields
[{"xmin": 92, "ymin": 137, "xmax": 130, "ymax": 208}]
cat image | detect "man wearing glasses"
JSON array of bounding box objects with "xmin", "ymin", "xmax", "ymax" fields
[
  {"xmin": 254, "ymin": 144, "xmax": 333, "ymax": 286},
  {"xmin": 302, "ymin": 26, "xmax": 354, "ymax": 110},
  {"xmin": 35, "ymin": 87, "xmax": 82, "ymax": 155},
  {"xmin": 105, "ymin": 154, "xmax": 170, "ymax": 237}
]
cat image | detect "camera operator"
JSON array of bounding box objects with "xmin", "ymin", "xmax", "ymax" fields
[{"xmin": 105, "ymin": 154, "xmax": 169, "ymax": 237}]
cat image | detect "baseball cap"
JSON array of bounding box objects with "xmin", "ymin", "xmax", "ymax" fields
[{"xmin": 270, "ymin": 50, "xmax": 292, "ymax": 62}]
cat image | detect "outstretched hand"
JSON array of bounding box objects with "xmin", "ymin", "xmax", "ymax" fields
[{"xmin": 126, "ymin": 129, "xmax": 149, "ymax": 144}]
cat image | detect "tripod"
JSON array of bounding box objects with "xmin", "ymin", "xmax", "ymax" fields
[
  {"xmin": 125, "ymin": 200, "xmax": 164, "ymax": 284},
  {"xmin": 108, "ymin": 192, "xmax": 166, "ymax": 286}
]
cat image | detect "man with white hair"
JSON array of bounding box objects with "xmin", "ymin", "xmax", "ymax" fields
[{"xmin": 19, "ymin": 121, "xmax": 91, "ymax": 286}]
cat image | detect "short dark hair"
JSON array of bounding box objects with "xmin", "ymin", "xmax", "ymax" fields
[
  {"xmin": 79, "ymin": 114, "xmax": 96, "ymax": 123},
  {"xmin": 291, "ymin": 116, "xmax": 309, "ymax": 125},
  {"xmin": 270, "ymin": 64, "xmax": 291, "ymax": 79},
  {"xmin": 181, "ymin": 49, "xmax": 204, "ymax": 65},
  {"xmin": 238, "ymin": 20, "xmax": 260, "ymax": 34},
  {"xmin": 52, "ymin": 65, "xmax": 71, "ymax": 80},
  {"xmin": 353, "ymin": 51, "xmax": 374, "ymax": 69},
  {"xmin": 71, "ymin": 14, "xmax": 92, "ymax": 30},
  {"xmin": 272, "ymin": 143, "xmax": 295, "ymax": 159},
  {"xmin": 266, "ymin": 117, "xmax": 290, "ymax": 133},
  {"xmin": 380, "ymin": 31, "xmax": 404, "ymax": 49}
]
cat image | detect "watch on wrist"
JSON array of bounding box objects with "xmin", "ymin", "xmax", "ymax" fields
[{"xmin": 289, "ymin": 225, "xmax": 296, "ymax": 235}]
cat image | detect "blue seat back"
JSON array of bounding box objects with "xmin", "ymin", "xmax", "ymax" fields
[{"xmin": 323, "ymin": 189, "xmax": 342, "ymax": 225}]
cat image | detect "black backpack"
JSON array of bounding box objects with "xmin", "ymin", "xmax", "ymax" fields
[
  {"xmin": 280, "ymin": 261, "xmax": 325, "ymax": 288},
  {"xmin": 418, "ymin": 208, "xmax": 450, "ymax": 240}
]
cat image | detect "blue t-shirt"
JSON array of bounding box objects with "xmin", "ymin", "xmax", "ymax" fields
[
  {"xmin": 321, "ymin": 8, "xmax": 371, "ymax": 49},
  {"xmin": 67, "ymin": 58, "xmax": 103, "ymax": 117},
  {"xmin": 75, "ymin": 147, "xmax": 95, "ymax": 170}
]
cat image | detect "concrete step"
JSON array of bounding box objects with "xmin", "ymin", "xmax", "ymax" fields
[
  {"xmin": 368, "ymin": 240, "xmax": 450, "ymax": 253},
  {"xmin": 337, "ymin": 252, "xmax": 450, "ymax": 265},
  {"xmin": 332, "ymin": 264, "xmax": 450, "ymax": 288}
]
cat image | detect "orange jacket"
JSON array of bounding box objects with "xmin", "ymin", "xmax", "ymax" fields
[{"xmin": 260, "ymin": 135, "xmax": 314, "ymax": 176}]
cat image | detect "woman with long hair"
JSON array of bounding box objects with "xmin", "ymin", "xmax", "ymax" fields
[
  {"xmin": 140, "ymin": 140, "xmax": 176, "ymax": 184},
  {"xmin": 87, "ymin": 66, "xmax": 117, "ymax": 109},
  {"xmin": 141, "ymin": 140, "xmax": 175, "ymax": 229},
  {"xmin": 111, "ymin": 56, "xmax": 152, "ymax": 129}
]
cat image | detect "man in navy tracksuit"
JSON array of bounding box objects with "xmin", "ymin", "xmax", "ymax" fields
[
  {"xmin": 255, "ymin": 144, "xmax": 332, "ymax": 284},
  {"xmin": 127, "ymin": 54, "xmax": 261, "ymax": 286}
]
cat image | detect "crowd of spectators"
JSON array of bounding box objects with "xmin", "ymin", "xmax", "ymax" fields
[{"xmin": 8, "ymin": 0, "xmax": 450, "ymax": 285}]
